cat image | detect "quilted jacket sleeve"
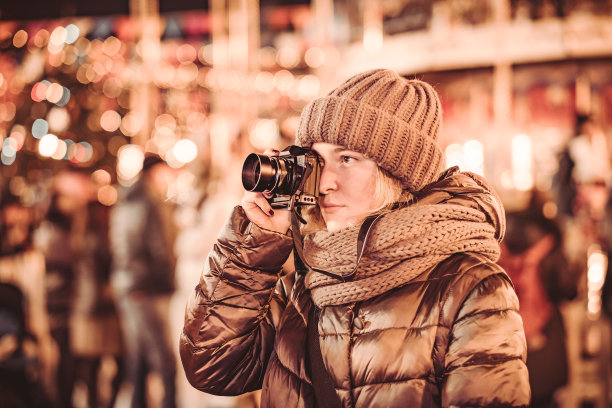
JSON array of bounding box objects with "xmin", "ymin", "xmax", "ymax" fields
[
  {"xmin": 179, "ymin": 206, "xmax": 294, "ymax": 395},
  {"xmin": 441, "ymin": 263, "xmax": 531, "ymax": 407}
]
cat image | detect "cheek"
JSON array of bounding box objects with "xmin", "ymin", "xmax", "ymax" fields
[
  {"xmin": 362, "ymin": 167, "xmax": 378, "ymax": 192},
  {"xmin": 348, "ymin": 171, "xmax": 377, "ymax": 208}
]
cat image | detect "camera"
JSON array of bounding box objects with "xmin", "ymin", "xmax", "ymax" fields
[{"xmin": 241, "ymin": 145, "xmax": 322, "ymax": 210}]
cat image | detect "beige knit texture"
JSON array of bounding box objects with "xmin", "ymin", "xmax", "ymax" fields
[
  {"xmin": 302, "ymin": 171, "xmax": 504, "ymax": 307},
  {"xmin": 296, "ymin": 69, "xmax": 443, "ymax": 192}
]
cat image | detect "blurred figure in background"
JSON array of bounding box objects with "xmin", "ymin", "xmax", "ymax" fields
[
  {"xmin": 0, "ymin": 190, "xmax": 55, "ymax": 406},
  {"xmin": 71, "ymin": 200, "xmax": 124, "ymax": 408},
  {"xmin": 601, "ymin": 189, "xmax": 612, "ymax": 321},
  {"xmin": 553, "ymin": 113, "xmax": 609, "ymax": 222},
  {"xmin": 35, "ymin": 170, "xmax": 91, "ymax": 408},
  {"xmin": 499, "ymin": 200, "xmax": 580, "ymax": 408},
  {"xmin": 110, "ymin": 154, "xmax": 178, "ymax": 408}
]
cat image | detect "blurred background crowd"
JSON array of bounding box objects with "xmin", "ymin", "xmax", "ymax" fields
[{"xmin": 0, "ymin": 0, "xmax": 612, "ymax": 407}]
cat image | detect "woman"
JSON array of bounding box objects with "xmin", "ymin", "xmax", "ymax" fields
[{"xmin": 180, "ymin": 69, "xmax": 530, "ymax": 407}]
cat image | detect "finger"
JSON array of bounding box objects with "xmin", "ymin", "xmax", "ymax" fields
[
  {"xmin": 252, "ymin": 194, "xmax": 274, "ymax": 216},
  {"xmin": 243, "ymin": 190, "xmax": 273, "ymax": 206},
  {"xmin": 242, "ymin": 192, "xmax": 274, "ymax": 216},
  {"xmin": 263, "ymin": 148, "xmax": 280, "ymax": 157}
]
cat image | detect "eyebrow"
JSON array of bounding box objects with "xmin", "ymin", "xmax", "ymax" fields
[
  {"xmin": 313, "ymin": 146, "xmax": 343, "ymax": 155},
  {"xmin": 332, "ymin": 146, "xmax": 364, "ymax": 155},
  {"xmin": 314, "ymin": 145, "xmax": 365, "ymax": 158}
]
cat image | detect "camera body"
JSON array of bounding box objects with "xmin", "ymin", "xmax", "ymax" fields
[{"xmin": 241, "ymin": 145, "xmax": 321, "ymax": 210}]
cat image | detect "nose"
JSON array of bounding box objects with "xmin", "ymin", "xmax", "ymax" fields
[{"xmin": 318, "ymin": 164, "xmax": 338, "ymax": 195}]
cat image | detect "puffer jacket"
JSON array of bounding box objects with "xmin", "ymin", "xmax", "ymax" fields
[{"xmin": 180, "ymin": 181, "xmax": 530, "ymax": 407}]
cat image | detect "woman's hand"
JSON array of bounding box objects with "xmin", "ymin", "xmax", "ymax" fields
[{"xmin": 241, "ymin": 149, "xmax": 291, "ymax": 234}]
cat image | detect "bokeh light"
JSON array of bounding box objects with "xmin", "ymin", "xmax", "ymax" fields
[
  {"xmin": 31, "ymin": 81, "xmax": 49, "ymax": 102},
  {"xmin": 46, "ymin": 83, "xmax": 64, "ymax": 104},
  {"xmin": 100, "ymin": 110, "xmax": 122, "ymax": 132},
  {"xmin": 9, "ymin": 125, "xmax": 26, "ymax": 151},
  {"xmin": 98, "ymin": 185, "xmax": 118, "ymax": 206},
  {"xmin": 176, "ymin": 43, "xmax": 197, "ymax": 63},
  {"xmin": 102, "ymin": 77, "xmax": 123, "ymax": 99},
  {"xmin": 155, "ymin": 114, "xmax": 177, "ymax": 132},
  {"xmin": 68, "ymin": 141, "xmax": 94, "ymax": 163},
  {"xmin": 13, "ymin": 30, "xmax": 28, "ymax": 48},
  {"xmin": 445, "ymin": 140, "xmax": 484, "ymax": 176},
  {"xmin": 296, "ymin": 75, "xmax": 320, "ymax": 99},
  {"xmin": 65, "ymin": 24, "xmax": 80, "ymax": 44},
  {"xmin": 39, "ymin": 134, "xmax": 59, "ymax": 157},
  {"xmin": 0, "ymin": 103, "xmax": 16, "ymax": 123},
  {"xmin": 2, "ymin": 137, "xmax": 18, "ymax": 158},
  {"xmin": 92, "ymin": 169, "xmax": 112, "ymax": 186},
  {"xmin": 120, "ymin": 113, "xmax": 143, "ymax": 137},
  {"xmin": 56, "ymin": 87, "xmax": 71, "ymax": 107},
  {"xmin": 462, "ymin": 140, "xmax": 484, "ymax": 176},
  {"xmin": 117, "ymin": 144, "xmax": 145, "ymax": 182},
  {"xmin": 249, "ymin": 119, "xmax": 279, "ymax": 150},
  {"xmin": 176, "ymin": 63, "xmax": 198, "ymax": 85},
  {"xmin": 511, "ymin": 134, "xmax": 533, "ymax": 191},
  {"xmin": 47, "ymin": 107, "xmax": 71, "ymax": 133},
  {"xmin": 33, "ymin": 29, "xmax": 50, "ymax": 48},
  {"xmin": 1, "ymin": 152, "xmax": 16, "ymax": 166},
  {"xmin": 172, "ymin": 139, "xmax": 198, "ymax": 164},
  {"xmin": 51, "ymin": 139, "xmax": 68, "ymax": 160},
  {"xmin": 48, "ymin": 26, "xmax": 67, "ymax": 54},
  {"xmin": 445, "ymin": 143, "xmax": 463, "ymax": 169},
  {"xmin": 258, "ymin": 46, "xmax": 277, "ymax": 68},
  {"xmin": 198, "ymin": 44, "xmax": 213, "ymax": 65},
  {"xmin": 274, "ymin": 70, "xmax": 294, "ymax": 93},
  {"xmin": 103, "ymin": 36, "xmax": 122, "ymax": 56},
  {"xmin": 254, "ymin": 71, "xmax": 275, "ymax": 93},
  {"xmin": 277, "ymin": 46, "xmax": 300, "ymax": 69},
  {"xmin": 304, "ymin": 46, "xmax": 325, "ymax": 68}
]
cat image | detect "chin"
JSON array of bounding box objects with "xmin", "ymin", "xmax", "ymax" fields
[
  {"xmin": 324, "ymin": 220, "xmax": 342, "ymax": 232},
  {"xmin": 324, "ymin": 220, "xmax": 354, "ymax": 232}
]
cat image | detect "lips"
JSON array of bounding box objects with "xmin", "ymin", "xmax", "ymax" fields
[{"xmin": 320, "ymin": 202, "xmax": 343, "ymax": 213}]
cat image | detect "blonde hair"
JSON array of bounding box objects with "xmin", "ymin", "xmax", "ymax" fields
[
  {"xmin": 369, "ymin": 166, "xmax": 412, "ymax": 215},
  {"xmin": 301, "ymin": 166, "xmax": 412, "ymax": 234}
]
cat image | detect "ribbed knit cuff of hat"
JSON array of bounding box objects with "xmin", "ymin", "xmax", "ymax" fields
[{"xmin": 295, "ymin": 69, "xmax": 444, "ymax": 192}]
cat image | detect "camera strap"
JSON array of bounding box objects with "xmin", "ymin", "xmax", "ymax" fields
[
  {"xmin": 290, "ymin": 209, "xmax": 388, "ymax": 281},
  {"xmin": 307, "ymin": 304, "xmax": 343, "ymax": 408}
]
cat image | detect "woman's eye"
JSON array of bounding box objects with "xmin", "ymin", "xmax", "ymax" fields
[{"xmin": 341, "ymin": 155, "xmax": 356, "ymax": 163}]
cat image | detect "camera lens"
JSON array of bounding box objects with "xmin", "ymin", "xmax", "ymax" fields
[{"xmin": 242, "ymin": 153, "xmax": 279, "ymax": 192}]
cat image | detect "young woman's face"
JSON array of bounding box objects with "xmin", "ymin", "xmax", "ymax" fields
[{"xmin": 312, "ymin": 142, "xmax": 378, "ymax": 232}]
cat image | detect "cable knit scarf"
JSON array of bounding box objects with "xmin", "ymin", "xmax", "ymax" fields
[{"xmin": 303, "ymin": 170, "xmax": 505, "ymax": 307}]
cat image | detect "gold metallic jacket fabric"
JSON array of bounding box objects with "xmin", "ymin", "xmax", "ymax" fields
[{"xmin": 180, "ymin": 205, "xmax": 530, "ymax": 407}]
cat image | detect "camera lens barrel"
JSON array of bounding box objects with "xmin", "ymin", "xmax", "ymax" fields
[
  {"xmin": 241, "ymin": 146, "xmax": 320, "ymax": 209},
  {"xmin": 242, "ymin": 153, "xmax": 280, "ymax": 192}
]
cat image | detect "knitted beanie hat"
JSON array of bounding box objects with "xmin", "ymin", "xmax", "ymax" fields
[{"xmin": 295, "ymin": 69, "xmax": 443, "ymax": 192}]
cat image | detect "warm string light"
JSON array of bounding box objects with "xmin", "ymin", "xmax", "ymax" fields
[
  {"xmin": 1, "ymin": 9, "xmax": 341, "ymax": 189},
  {"xmin": 499, "ymin": 133, "xmax": 534, "ymax": 191},
  {"xmin": 587, "ymin": 245, "xmax": 608, "ymax": 319},
  {"xmin": 444, "ymin": 139, "xmax": 485, "ymax": 176}
]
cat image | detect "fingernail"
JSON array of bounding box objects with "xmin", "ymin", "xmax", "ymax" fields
[{"xmin": 269, "ymin": 209, "xmax": 275, "ymax": 216}]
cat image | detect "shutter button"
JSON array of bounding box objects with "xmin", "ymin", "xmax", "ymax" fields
[{"xmin": 353, "ymin": 316, "xmax": 364, "ymax": 330}]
